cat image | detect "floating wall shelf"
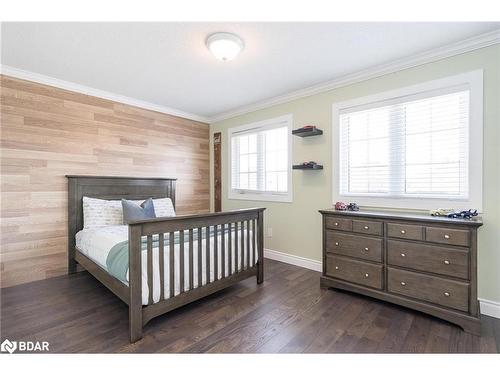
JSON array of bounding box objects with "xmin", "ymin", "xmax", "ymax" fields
[
  {"xmin": 292, "ymin": 127, "xmax": 323, "ymax": 137},
  {"xmin": 293, "ymin": 164, "xmax": 324, "ymax": 170}
]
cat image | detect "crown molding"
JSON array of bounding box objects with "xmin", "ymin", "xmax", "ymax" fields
[
  {"xmin": 0, "ymin": 65, "xmax": 210, "ymax": 124},
  {"xmin": 2, "ymin": 29, "xmax": 499, "ymax": 125},
  {"xmin": 209, "ymin": 29, "xmax": 500, "ymax": 123}
]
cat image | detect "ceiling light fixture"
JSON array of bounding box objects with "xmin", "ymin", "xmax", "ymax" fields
[{"xmin": 206, "ymin": 32, "xmax": 244, "ymax": 62}]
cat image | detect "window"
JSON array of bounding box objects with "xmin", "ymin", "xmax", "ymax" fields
[
  {"xmin": 229, "ymin": 114, "xmax": 292, "ymax": 202},
  {"xmin": 333, "ymin": 71, "xmax": 483, "ymax": 210}
]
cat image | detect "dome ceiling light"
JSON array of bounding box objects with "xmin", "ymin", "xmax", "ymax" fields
[{"xmin": 206, "ymin": 32, "xmax": 244, "ymax": 62}]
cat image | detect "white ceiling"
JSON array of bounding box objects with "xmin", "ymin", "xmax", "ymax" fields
[{"xmin": 2, "ymin": 22, "xmax": 499, "ymax": 121}]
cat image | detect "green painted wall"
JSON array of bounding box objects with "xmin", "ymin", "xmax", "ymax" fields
[{"xmin": 210, "ymin": 45, "xmax": 500, "ymax": 304}]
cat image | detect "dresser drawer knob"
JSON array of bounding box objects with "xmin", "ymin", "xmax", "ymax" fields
[
  {"xmin": 400, "ymin": 253, "xmax": 406, "ymax": 257},
  {"xmin": 400, "ymin": 230, "xmax": 406, "ymax": 234},
  {"xmin": 364, "ymin": 273, "xmax": 369, "ymax": 278},
  {"xmin": 444, "ymin": 260, "xmax": 450, "ymax": 265},
  {"xmin": 444, "ymin": 234, "xmax": 450, "ymax": 239},
  {"xmin": 400, "ymin": 281, "xmax": 406, "ymax": 286},
  {"xmin": 334, "ymin": 222, "xmax": 339, "ymax": 226},
  {"xmin": 364, "ymin": 226, "xmax": 369, "ymax": 230},
  {"xmin": 444, "ymin": 292, "xmax": 450, "ymax": 297},
  {"xmin": 363, "ymin": 247, "xmax": 369, "ymax": 252},
  {"xmin": 335, "ymin": 242, "xmax": 339, "ymax": 246},
  {"xmin": 335, "ymin": 266, "xmax": 339, "ymax": 270}
]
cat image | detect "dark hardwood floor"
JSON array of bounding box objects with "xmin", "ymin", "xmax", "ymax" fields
[{"xmin": 1, "ymin": 259, "xmax": 499, "ymax": 353}]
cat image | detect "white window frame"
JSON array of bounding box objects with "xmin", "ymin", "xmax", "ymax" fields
[
  {"xmin": 228, "ymin": 114, "xmax": 293, "ymax": 203},
  {"xmin": 332, "ymin": 70, "xmax": 483, "ymax": 211}
]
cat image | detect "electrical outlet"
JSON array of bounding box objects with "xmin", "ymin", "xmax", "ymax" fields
[{"xmin": 267, "ymin": 227, "xmax": 273, "ymax": 237}]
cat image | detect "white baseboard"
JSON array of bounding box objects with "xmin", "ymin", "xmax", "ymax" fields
[
  {"xmin": 264, "ymin": 248, "xmax": 322, "ymax": 272},
  {"xmin": 264, "ymin": 248, "xmax": 500, "ymax": 319},
  {"xmin": 479, "ymin": 299, "xmax": 500, "ymax": 319}
]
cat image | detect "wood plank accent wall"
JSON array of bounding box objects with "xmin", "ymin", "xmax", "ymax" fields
[{"xmin": 0, "ymin": 75, "xmax": 210, "ymax": 288}]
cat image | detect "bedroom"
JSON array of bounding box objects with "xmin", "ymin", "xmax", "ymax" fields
[{"xmin": 1, "ymin": 0, "xmax": 500, "ymax": 372}]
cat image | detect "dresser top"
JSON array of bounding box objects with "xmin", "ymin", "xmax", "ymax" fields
[{"xmin": 319, "ymin": 208, "xmax": 483, "ymax": 227}]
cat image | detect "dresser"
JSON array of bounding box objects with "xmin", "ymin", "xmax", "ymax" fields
[{"xmin": 319, "ymin": 209, "xmax": 483, "ymax": 334}]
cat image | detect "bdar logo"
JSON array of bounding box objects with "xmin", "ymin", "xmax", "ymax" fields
[{"xmin": 1, "ymin": 339, "xmax": 17, "ymax": 354}]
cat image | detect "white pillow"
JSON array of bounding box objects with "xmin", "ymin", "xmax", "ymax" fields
[
  {"xmin": 82, "ymin": 197, "xmax": 176, "ymax": 229},
  {"xmin": 153, "ymin": 198, "xmax": 176, "ymax": 217},
  {"xmin": 82, "ymin": 197, "xmax": 123, "ymax": 229}
]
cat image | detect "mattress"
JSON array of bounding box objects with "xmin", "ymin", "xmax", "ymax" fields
[{"xmin": 75, "ymin": 225, "xmax": 256, "ymax": 305}]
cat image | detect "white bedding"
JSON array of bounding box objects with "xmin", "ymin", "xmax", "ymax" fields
[{"xmin": 76, "ymin": 225, "xmax": 256, "ymax": 305}]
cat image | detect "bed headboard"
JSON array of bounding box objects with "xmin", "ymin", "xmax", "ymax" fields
[{"xmin": 66, "ymin": 175, "xmax": 176, "ymax": 273}]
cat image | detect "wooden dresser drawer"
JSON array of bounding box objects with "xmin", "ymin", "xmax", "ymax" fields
[
  {"xmin": 387, "ymin": 268, "xmax": 469, "ymax": 312},
  {"xmin": 326, "ymin": 231, "xmax": 383, "ymax": 262},
  {"xmin": 352, "ymin": 220, "xmax": 383, "ymax": 236},
  {"xmin": 387, "ymin": 223, "xmax": 423, "ymax": 241},
  {"xmin": 425, "ymin": 226, "xmax": 469, "ymax": 247},
  {"xmin": 387, "ymin": 240, "xmax": 469, "ymax": 279},
  {"xmin": 325, "ymin": 217, "xmax": 352, "ymax": 231},
  {"xmin": 326, "ymin": 255, "xmax": 383, "ymax": 289}
]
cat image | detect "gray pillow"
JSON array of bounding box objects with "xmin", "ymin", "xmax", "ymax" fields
[{"xmin": 122, "ymin": 198, "xmax": 156, "ymax": 224}]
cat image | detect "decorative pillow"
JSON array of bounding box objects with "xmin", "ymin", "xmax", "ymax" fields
[
  {"xmin": 122, "ymin": 198, "xmax": 156, "ymax": 224},
  {"xmin": 153, "ymin": 198, "xmax": 176, "ymax": 217},
  {"xmin": 82, "ymin": 197, "xmax": 123, "ymax": 229}
]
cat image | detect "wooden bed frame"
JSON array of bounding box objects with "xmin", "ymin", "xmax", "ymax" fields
[{"xmin": 67, "ymin": 175, "xmax": 265, "ymax": 342}]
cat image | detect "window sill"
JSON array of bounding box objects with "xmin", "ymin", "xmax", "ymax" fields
[{"xmin": 229, "ymin": 191, "xmax": 292, "ymax": 203}]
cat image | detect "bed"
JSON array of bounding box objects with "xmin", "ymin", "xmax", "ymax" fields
[{"xmin": 67, "ymin": 175, "xmax": 265, "ymax": 342}]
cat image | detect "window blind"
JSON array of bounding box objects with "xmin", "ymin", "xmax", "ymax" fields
[
  {"xmin": 231, "ymin": 123, "xmax": 289, "ymax": 194},
  {"xmin": 339, "ymin": 89, "xmax": 470, "ymax": 200}
]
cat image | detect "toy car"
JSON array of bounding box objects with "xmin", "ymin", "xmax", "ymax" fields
[
  {"xmin": 335, "ymin": 201, "xmax": 347, "ymax": 211},
  {"xmin": 447, "ymin": 209, "xmax": 478, "ymax": 219},
  {"xmin": 461, "ymin": 210, "xmax": 478, "ymax": 219},
  {"xmin": 347, "ymin": 203, "xmax": 359, "ymax": 211},
  {"xmin": 302, "ymin": 161, "xmax": 318, "ymax": 167},
  {"xmin": 430, "ymin": 208, "xmax": 455, "ymax": 217}
]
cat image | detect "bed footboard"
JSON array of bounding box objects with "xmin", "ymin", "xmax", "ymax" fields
[{"xmin": 127, "ymin": 207, "xmax": 265, "ymax": 342}]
